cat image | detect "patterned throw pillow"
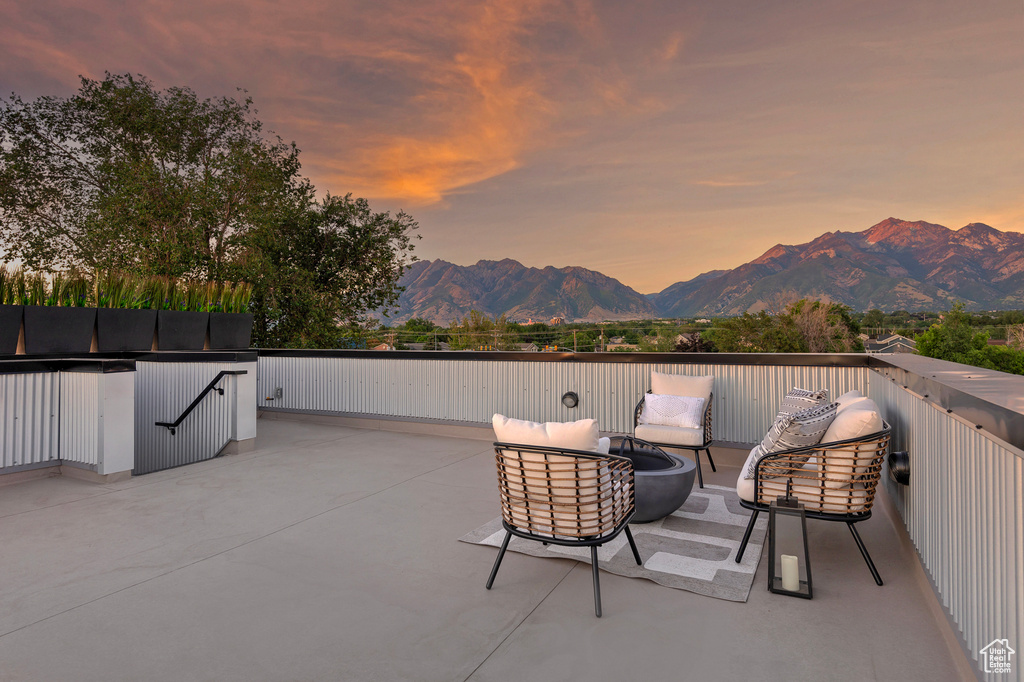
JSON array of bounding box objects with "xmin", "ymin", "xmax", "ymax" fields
[
  {"xmin": 775, "ymin": 387, "xmax": 829, "ymax": 421},
  {"xmin": 638, "ymin": 393, "xmax": 705, "ymax": 429},
  {"xmin": 744, "ymin": 401, "xmax": 839, "ymax": 479}
]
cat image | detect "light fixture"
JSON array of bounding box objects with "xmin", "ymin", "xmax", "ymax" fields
[
  {"xmin": 888, "ymin": 451, "xmax": 910, "ymax": 485},
  {"xmin": 768, "ymin": 482, "xmax": 812, "ymax": 599},
  {"xmin": 561, "ymin": 391, "xmax": 579, "ymax": 409}
]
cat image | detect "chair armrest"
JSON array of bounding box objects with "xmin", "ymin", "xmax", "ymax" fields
[
  {"xmin": 632, "ymin": 390, "xmax": 651, "ymax": 429},
  {"xmin": 749, "ymin": 421, "xmax": 891, "ymax": 511}
]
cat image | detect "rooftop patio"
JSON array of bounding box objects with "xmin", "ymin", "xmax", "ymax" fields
[{"xmin": 0, "ymin": 414, "xmax": 971, "ymax": 681}]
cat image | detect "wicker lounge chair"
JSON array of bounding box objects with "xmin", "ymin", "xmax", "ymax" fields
[
  {"xmin": 633, "ymin": 372, "xmax": 716, "ymax": 488},
  {"xmin": 734, "ymin": 420, "xmax": 891, "ymax": 585},
  {"xmin": 486, "ymin": 439, "xmax": 643, "ymax": 617}
]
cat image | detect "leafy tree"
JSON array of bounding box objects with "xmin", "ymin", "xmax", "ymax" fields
[
  {"xmin": 917, "ymin": 303, "xmax": 1024, "ymax": 375},
  {"xmin": 0, "ymin": 73, "xmax": 302, "ymax": 279},
  {"xmin": 710, "ymin": 299, "xmax": 858, "ymax": 353},
  {"xmin": 403, "ymin": 318, "xmax": 436, "ymax": 334},
  {"xmin": 1, "ymin": 73, "xmax": 418, "ymax": 348},
  {"xmin": 235, "ymin": 194, "xmax": 417, "ymax": 347},
  {"xmin": 448, "ymin": 310, "xmax": 517, "ymax": 350},
  {"xmin": 862, "ymin": 309, "xmax": 884, "ymax": 330}
]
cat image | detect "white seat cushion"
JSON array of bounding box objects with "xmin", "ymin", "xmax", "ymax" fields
[
  {"xmin": 651, "ymin": 372, "xmax": 714, "ymax": 404},
  {"xmin": 635, "ymin": 422, "xmax": 705, "ymax": 447}
]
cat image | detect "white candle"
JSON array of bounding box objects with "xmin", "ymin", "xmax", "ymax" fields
[{"xmin": 781, "ymin": 554, "xmax": 800, "ymax": 592}]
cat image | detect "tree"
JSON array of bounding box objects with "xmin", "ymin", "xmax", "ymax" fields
[
  {"xmin": 917, "ymin": 302, "xmax": 1024, "ymax": 375},
  {"xmin": 788, "ymin": 299, "xmax": 859, "ymax": 353},
  {"xmin": 448, "ymin": 310, "xmax": 517, "ymax": 350},
  {"xmin": 862, "ymin": 309, "xmax": 884, "ymax": 331},
  {"xmin": 709, "ymin": 299, "xmax": 859, "ymax": 353},
  {"xmin": 1, "ymin": 74, "xmax": 419, "ymax": 348},
  {"xmin": 234, "ymin": 194, "xmax": 417, "ymax": 347},
  {"xmin": 0, "ymin": 73, "xmax": 302, "ymax": 279}
]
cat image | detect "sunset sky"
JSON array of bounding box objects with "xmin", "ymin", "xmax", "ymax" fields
[{"xmin": 2, "ymin": 0, "xmax": 1023, "ymax": 293}]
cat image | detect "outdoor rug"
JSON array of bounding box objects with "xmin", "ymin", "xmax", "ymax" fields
[{"xmin": 459, "ymin": 484, "xmax": 768, "ymax": 602}]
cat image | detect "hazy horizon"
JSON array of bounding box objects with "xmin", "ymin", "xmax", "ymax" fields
[{"xmin": 3, "ymin": 0, "xmax": 1023, "ymax": 291}]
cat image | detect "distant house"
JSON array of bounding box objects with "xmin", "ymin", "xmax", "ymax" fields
[
  {"xmin": 864, "ymin": 334, "xmax": 917, "ymax": 354},
  {"xmin": 371, "ymin": 343, "xmax": 394, "ymax": 351},
  {"xmin": 516, "ymin": 343, "xmax": 539, "ymax": 352},
  {"xmin": 549, "ymin": 316, "xmax": 565, "ymax": 326}
]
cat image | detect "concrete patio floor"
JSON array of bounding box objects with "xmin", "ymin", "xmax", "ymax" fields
[{"xmin": 0, "ymin": 415, "xmax": 970, "ymax": 681}]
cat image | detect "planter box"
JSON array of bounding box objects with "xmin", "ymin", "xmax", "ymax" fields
[
  {"xmin": 209, "ymin": 312, "xmax": 254, "ymax": 349},
  {"xmin": 23, "ymin": 306, "xmax": 97, "ymax": 354},
  {"xmin": 97, "ymin": 308, "xmax": 158, "ymax": 352},
  {"xmin": 0, "ymin": 304, "xmax": 23, "ymax": 355},
  {"xmin": 157, "ymin": 310, "xmax": 209, "ymax": 350}
]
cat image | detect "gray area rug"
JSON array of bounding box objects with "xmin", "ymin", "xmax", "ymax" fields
[{"xmin": 460, "ymin": 485, "xmax": 768, "ymax": 602}]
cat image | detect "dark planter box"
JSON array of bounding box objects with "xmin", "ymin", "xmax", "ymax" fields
[
  {"xmin": 23, "ymin": 306, "xmax": 97, "ymax": 355},
  {"xmin": 157, "ymin": 310, "xmax": 209, "ymax": 351},
  {"xmin": 0, "ymin": 304, "xmax": 23, "ymax": 355},
  {"xmin": 97, "ymin": 308, "xmax": 158, "ymax": 352},
  {"xmin": 209, "ymin": 312, "xmax": 254, "ymax": 349}
]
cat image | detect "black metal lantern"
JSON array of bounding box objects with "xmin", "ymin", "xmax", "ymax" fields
[{"xmin": 768, "ymin": 483, "xmax": 812, "ymax": 599}]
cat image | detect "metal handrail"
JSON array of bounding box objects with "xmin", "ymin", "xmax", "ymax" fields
[{"xmin": 156, "ymin": 370, "xmax": 247, "ymax": 435}]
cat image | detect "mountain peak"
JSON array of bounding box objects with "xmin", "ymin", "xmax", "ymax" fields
[{"xmin": 862, "ymin": 218, "xmax": 950, "ymax": 247}]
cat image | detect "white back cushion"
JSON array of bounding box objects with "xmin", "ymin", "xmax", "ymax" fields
[
  {"xmin": 820, "ymin": 403, "xmax": 883, "ymax": 489},
  {"xmin": 492, "ymin": 414, "xmax": 600, "ymax": 452},
  {"xmin": 835, "ymin": 389, "xmax": 871, "ymax": 413},
  {"xmin": 638, "ymin": 393, "xmax": 705, "ymax": 428},
  {"xmin": 651, "ymin": 372, "xmax": 714, "ymax": 403}
]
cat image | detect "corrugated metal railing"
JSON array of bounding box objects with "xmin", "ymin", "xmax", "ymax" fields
[
  {"xmin": 257, "ymin": 355, "xmax": 868, "ymax": 441},
  {"xmin": 872, "ymin": 375, "xmax": 1023, "ymax": 673},
  {"xmin": 134, "ymin": 362, "xmax": 240, "ymax": 475}
]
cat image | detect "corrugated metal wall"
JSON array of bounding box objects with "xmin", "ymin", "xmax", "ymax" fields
[
  {"xmin": 134, "ymin": 362, "xmax": 239, "ymax": 474},
  {"xmin": 257, "ymin": 356, "xmax": 867, "ymax": 442},
  {"xmin": 57, "ymin": 372, "xmax": 100, "ymax": 466},
  {"xmin": 0, "ymin": 372, "xmax": 59, "ymax": 469},
  {"xmin": 871, "ymin": 374, "xmax": 1023, "ymax": 672}
]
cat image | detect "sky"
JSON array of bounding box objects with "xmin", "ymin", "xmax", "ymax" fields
[{"xmin": 2, "ymin": 0, "xmax": 1023, "ymax": 293}]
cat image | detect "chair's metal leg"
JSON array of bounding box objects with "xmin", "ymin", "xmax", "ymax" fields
[
  {"xmin": 847, "ymin": 522, "xmax": 883, "ymax": 586},
  {"xmin": 591, "ymin": 545, "xmax": 602, "ymax": 617},
  {"xmin": 735, "ymin": 510, "xmax": 760, "ymax": 563},
  {"xmin": 705, "ymin": 448, "xmax": 717, "ymax": 472},
  {"xmin": 695, "ymin": 452, "xmax": 705, "ymax": 488},
  {"xmin": 624, "ymin": 526, "xmax": 642, "ymax": 566},
  {"xmin": 486, "ymin": 531, "xmax": 512, "ymax": 589}
]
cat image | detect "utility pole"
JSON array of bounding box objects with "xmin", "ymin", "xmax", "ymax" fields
[{"xmin": 573, "ymin": 329, "xmax": 577, "ymax": 353}]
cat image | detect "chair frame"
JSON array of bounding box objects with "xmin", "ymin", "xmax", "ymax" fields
[
  {"xmin": 734, "ymin": 421, "xmax": 891, "ymax": 586},
  {"xmin": 633, "ymin": 390, "xmax": 716, "ymax": 488},
  {"xmin": 486, "ymin": 441, "xmax": 643, "ymax": 617}
]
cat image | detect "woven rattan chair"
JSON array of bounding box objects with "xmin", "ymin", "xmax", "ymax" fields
[
  {"xmin": 734, "ymin": 421, "xmax": 891, "ymax": 585},
  {"xmin": 633, "ymin": 390, "xmax": 716, "ymax": 488},
  {"xmin": 486, "ymin": 441, "xmax": 643, "ymax": 617}
]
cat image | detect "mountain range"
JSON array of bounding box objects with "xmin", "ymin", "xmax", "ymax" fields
[{"xmin": 384, "ymin": 218, "xmax": 1024, "ymax": 324}]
